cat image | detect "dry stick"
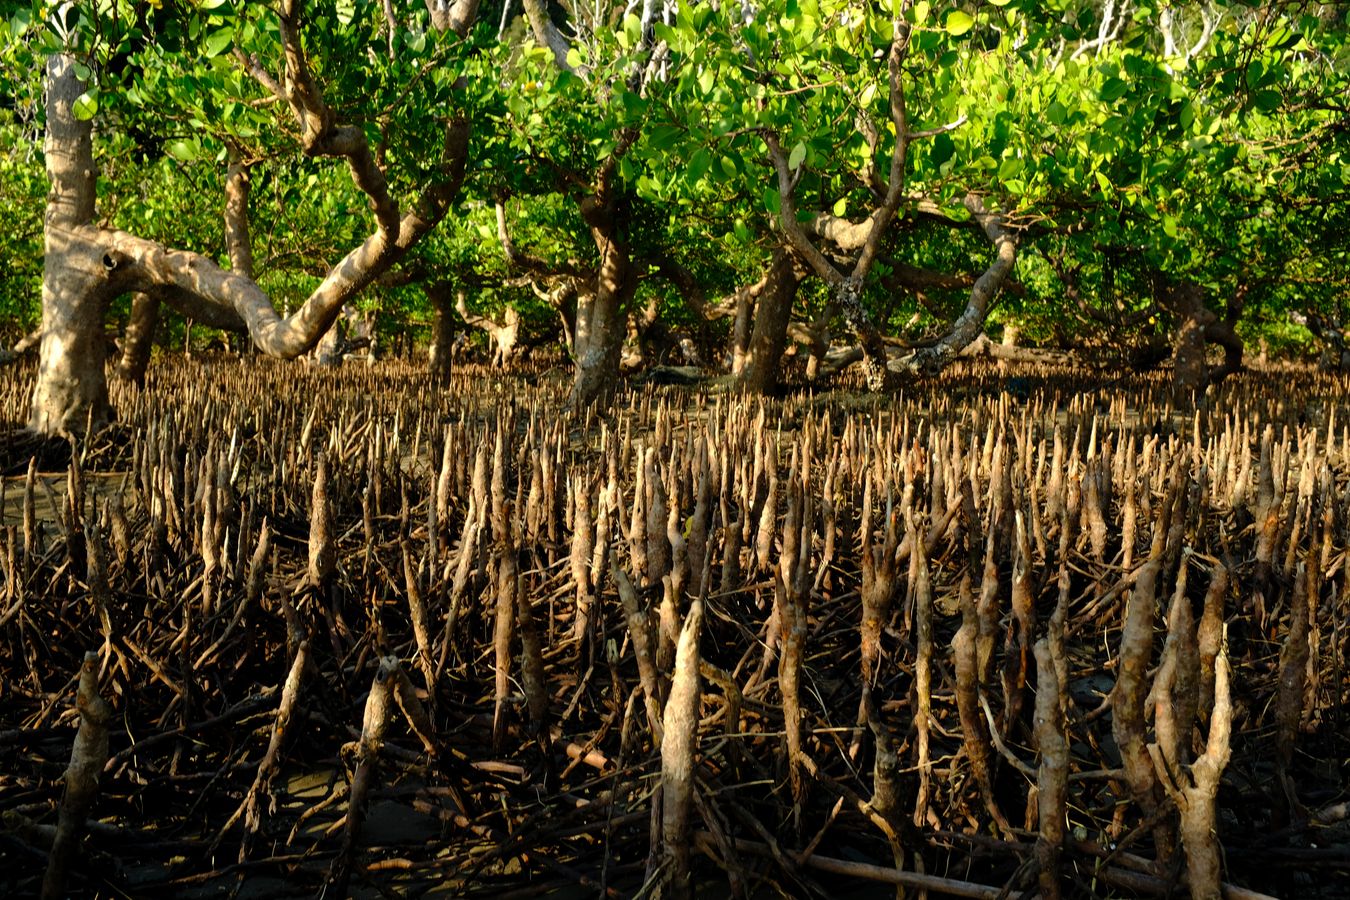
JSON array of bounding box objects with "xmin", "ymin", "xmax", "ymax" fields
[
  {"xmin": 388, "ymin": 664, "xmax": 440, "ymax": 759},
  {"xmin": 1274, "ymin": 560, "xmax": 1312, "ymax": 818},
  {"xmin": 912, "ymin": 520, "xmax": 934, "ymax": 830},
  {"xmin": 195, "ymin": 519, "xmax": 272, "ymax": 669},
  {"xmin": 492, "ymin": 514, "xmax": 519, "ymax": 752},
  {"xmin": 694, "ymin": 832, "xmax": 1004, "ymax": 900},
  {"xmin": 778, "ymin": 481, "xmax": 811, "ymax": 832},
  {"xmin": 570, "ymin": 474, "xmax": 595, "ymax": 644},
  {"xmin": 42, "ymin": 651, "xmax": 112, "ymax": 900},
  {"xmin": 1196, "ymin": 562, "xmax": 1230, "ymax": 722},
  {"xmin": 1001, "ymin": 510, "xmax": 1035, "ymax": 735},
  {"xmin": 327, "ymin": 655, "xmax": 396, "ymax": 897},
  {"xmin": 308, "ymin": 453, "xmax": 336, "ymax": 589},
  {"xmin": 516, "ymin": 542, "xmax": 550, "ymax": 740},
  {"xmin": 1033, "ymin": 638, "xmax": 1068, "ymax": 900},
  {"xmin": 660, "ymin": 597, "xmax": 703, "ymax": 900},
  {"xmin": 401, "ymin": 540, "xmax": 436, "ymax": 702},
  {"xmin": 438, "ymin": 498, "xmax": 480, "ymax": 675},
  {"xmin": 1152, "ymin": 638, "xmax": 1235, "ymax": 900},
  {"xmin": 213, "ymin": 638, "xmax": 311, "ymax": 859},
  {"xmin": 1111, "ymin": 545, "xmax": 1169, "ymax": 867},
  {"xmin": 859, "ymin": 481, "xmax": 899, "ymax": 706}
]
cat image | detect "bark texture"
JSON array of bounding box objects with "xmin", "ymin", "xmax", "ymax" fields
[
  {"xmin": 738, "ymin": 249, "xmax": 802, "ymax": 395},
  {"xmin": 116, "ymin": 292, "xmax": 161, "ymax": 386},
  {"xmin": 427, "ymin": 282, "xmax": 455, "ymax": 383},
  {"xmin": 32, "ymin": 55, "xmax": 113, "ymax": 433}
]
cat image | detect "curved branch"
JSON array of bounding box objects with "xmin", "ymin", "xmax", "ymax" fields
[{"xmin": 891, "ymin": 195, "xmax": 1018, "ymax": 375}]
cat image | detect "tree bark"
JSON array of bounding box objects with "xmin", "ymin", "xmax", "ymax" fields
[
  {"xmin": 116, "ymin": 291, "xmax": 160, "ymax": 386},
  {"xmin": 427, "ymin": 282, "xmax": 455, "ymax": 383},
  {"xmin": 1158, "ymin": 278, "xmax": 1224, "ymax": 405},
  {"xmin": 571, "ymin": 202, "xmax": 636, "ymax": 411},
  {"xmin": 31, "ymin": 55, "xmax": 112, "ymax": 434},
  {"xmin": 738, "ymin": 249, "xmax": 801, "ymax": 395},
  {"xmin": 891, "ymin": 196, "xmax": 1017, "ymax": 375}
]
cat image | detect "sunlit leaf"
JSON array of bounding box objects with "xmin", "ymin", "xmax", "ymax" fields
[
  {"xmin": 72, "ymin": 90, "xmax": 99, "ymax": 121},
  {"xmin": 944, "ymin": 11, "xmax": 974, "ymax": 36}
]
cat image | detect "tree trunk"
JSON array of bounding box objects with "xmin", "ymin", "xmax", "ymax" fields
[
  {"xmin": 731, "ymin": 287, "xmax": 753, "ymax": 377},
  {"xmin": 893, "ymin": 196, "xmax": 1017, "ymax": 377},
  {"xmin": 738, "ymin": 249, "xmax": 801, "ymax": 395},
  {"xmin": 571, "ymin": 222, "xmax": 634, "ymax": 411},
  {"xmin": 116, "ymin": 292, "xmax": 160, "ymax": 386},
  {"xmin": 31, "ymin": 55, "xmax": 112, "ymax": 434},
  {"xmin": 428, "ymin": 283, "xmax": 454, "ymax": 383},
  {"xmin": 1160, "ymin": 279, "xmax": 1216, "ymax": 405},
  {"xmin": 312, "ymin": 318, "xmax": 344, "ymax": 366}
]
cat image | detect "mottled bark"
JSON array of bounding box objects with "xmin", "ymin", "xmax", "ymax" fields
[
  {"xmin": 521, "ymin": 0, "xmax": 574, "ymax": 72},
  {"xmin": 32, "ymin": 55, "xmax": 112, "ymax": 433},
  {"xmin": 456, "ymin": 290, "xmax": 521, "ymax": 366},
  {"xmin": 1165, "ymin": 281, "xmax": 1212, "ymax": 405},
  {"xmin": 738, "ymin": 249, "xmax": 801, "ymax": 394},
  {"xmin": 225, "ymin": 150, "xmax": 254, "ymax": 279}
]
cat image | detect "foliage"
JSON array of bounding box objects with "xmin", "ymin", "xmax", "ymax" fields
[{"xmin": 3, "ymin": 0, "xmax": 1349, "ymax": 364}]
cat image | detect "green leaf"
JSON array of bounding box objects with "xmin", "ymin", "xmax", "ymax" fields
[
  {"xmin": 622, "ymin": 12, "xmax": 642, "ymax": 49},
  {"xmin": 997, "ymin": 156, "xmax": 1023, "ymax": 180},
  {"xmin": 944, "ymin": 11, "xmax": 974, "ymax": 36},
  {"xmin": 687, "ymin": 148, "xmax": 711, "ymax": 184},
  {"xmin": 1162, "ymin": 215, "xmax": 1178, "ymax": 238},
  {"xmin": 166, "ymin": 139, "xmax": 199, "ymax": 162},
  {"xmin": 203, "ymin": 27, "xmax": 233, "ymax": 58},
  {"xmin": 697, "ymin": 66, "xmax": 714, "ymax": 95},
  {"xmin": 566, "ymin": 47, "xmax": 584, "ymax": 69},
  {"xmin": 1094, "ymin": 170, "xmax": 1112, "ymax": 196},
  {"xmin": 930, "ymin": 132, "xmax": 955, "ymax": 168},
  {"xmin": 72, "ymin": 90, "xmax": 99, "ymax": 121},
  {"xmin": 764, "ymin": 185, "xmax": 781, "ymax": 215},
  {"xmin": 1253, "ymin": 90, "xmax": 1282, "ymax": 112},
  {"xmin": 833, "ymin": 197, "xmax": 847, "ymax": 217},
  {"xmin": 788, "ymin": 141, "xmax": 807, "ymax": 171},
  {"xmin": 1100, "ymin": 77, "xmax": 1128, "ymax": 102}
]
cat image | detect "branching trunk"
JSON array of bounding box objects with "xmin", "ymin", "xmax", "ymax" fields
[
  {"xmin": 456, "ymin": 290, "xmax": 521, "ymax": 367},
  {"xmin": 32, "ymin": 55, "xmax": 112, "ymax": 433},
  {"xmin": 31, "ymin": 29, "xmax": 470, "ymax": 434}
]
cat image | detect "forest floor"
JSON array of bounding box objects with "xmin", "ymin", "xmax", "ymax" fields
[{"xmin": 0, "ymin": 355, "xmax": 1347, "ymax": 898}]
